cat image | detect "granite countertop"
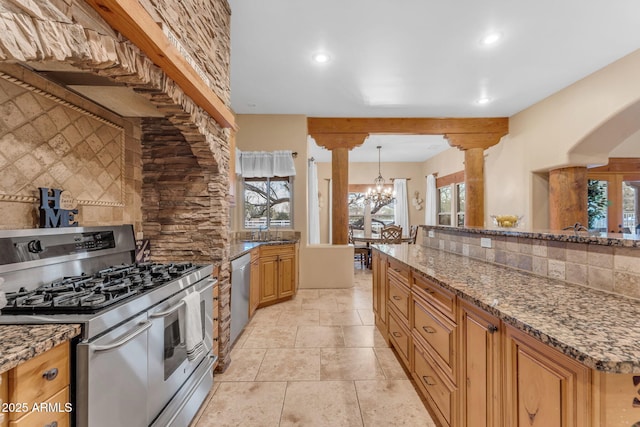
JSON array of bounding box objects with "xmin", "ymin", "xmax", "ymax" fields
[
  {"xmin": 422, "ymin": 224, "xmax": 640, "ymax": 247},
  {"xmin": 0, "ymin": 324, "xmax": 81, "ymax": 374},
  {"xmin": 375, "ymin": 243, "xmax": 640, "ymax": 374},
  {"xmin": 229, "ymin": 239, "xmax": 298, "ymax": 260}
]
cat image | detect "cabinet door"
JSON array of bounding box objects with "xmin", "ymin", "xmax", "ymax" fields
[
  {"xmin": 504, "ymin": 325, "xmax": 590, "ymax": 427},
  {"xmin": 249, "ymin": 258, "xmax": 260, "ymax": 317},
  {"xmin": 1, "ymin": 371, "xmax": 7, "ymax": 427},
  {"xmin": 459, "ymin": 301, "xmax": 501, "ymax": 427},
  {"xmin": 372, "ymin": 250, "xmax": 380, "ymax": 316},
  {"xmin": 259, "ymin": 255, "xmax": 279, "ymax": 304},
  {"xmin": 278, "ymin": 252, "xmax": 295, "ymax": 298}
]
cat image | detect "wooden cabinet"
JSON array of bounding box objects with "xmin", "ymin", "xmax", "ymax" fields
[
  {"xmin": 5, "ymin": 342, "xmax": 71, "ymax": 427},
  {"xmin": 1, "ymin": 371, "xmax": 7, "ymax": 427},
  {"xmin": 458, "ymin": 300, "xmax": 501, "ymax": 427},
  {"xmin": 258, "ymin": 244, "xmax": 297, "ymax": 307},
  {"xmin": 504, "ymin": 325, "xmax": 590, "ymax": 427},
  {"xmin": 249, "ymin": 248, "xmax": 260, "ymax": 317},
  {"xmin": 386, "ymin": 257, "xmax": 411, "ymax": 370},
  {"xmin": 371, "ymin": 250, "xmax": 388, "ymax": 337}
]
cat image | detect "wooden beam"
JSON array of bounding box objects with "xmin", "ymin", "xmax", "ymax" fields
[
  {"xmin": 311, "ymin": 133, "xmax": 368, "ymax": 151},
  {"xmin": 445, "ymin": 133, "xmax": 505, "ymax": 150},
  {"xmin": 308, "ymin": 117, "xmax": 508, "ymax": 136},
  {"xmin": 464, "ymin": 148, "xmax": 485, "ymax": 227},
  {"xmin": 332, "ymin": 147, "xmax": 350, "ymax": 245},
  {"xmin": 85, "ymin": 0, "xmax": 236, "ymax": 129},
  {"xmin": 435, "ymin": 171, "xmax": 464, "ymax": 188}
]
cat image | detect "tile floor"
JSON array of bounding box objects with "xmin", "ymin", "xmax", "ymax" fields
[{"xmin": 192, "ymin": 266, "xmax": 436, "ymax": 427}]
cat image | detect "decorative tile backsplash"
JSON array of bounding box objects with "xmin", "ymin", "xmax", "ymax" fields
[{"xmin": 421, "ymin": 227, "xmax": 640, "ymax": 299}]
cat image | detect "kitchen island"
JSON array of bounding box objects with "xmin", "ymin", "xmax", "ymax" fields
[{"xmin": 373, "ymin": 241, "xmax": 640, "ymax": 427}]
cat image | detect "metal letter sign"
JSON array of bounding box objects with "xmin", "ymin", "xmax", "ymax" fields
[{"xmin": 39, "ymin": 187, "xmax": 79, "ymax": 228}]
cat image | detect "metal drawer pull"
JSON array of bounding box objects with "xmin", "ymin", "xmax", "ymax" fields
[
  {"xmin": 392, "ymin": 332, "xmax": 402, "ymax": 338},
  {"xmin": 422, "ymin": 375, "xmax": 437, "ymax": 386},
  {"xmin": 45, "ymin": 422, "xmax": 58, "ymax": 427},
  {"xmin": 151, "ymin": 279, "xmax": 215, "ymax": 318},
  {"xmin": 392, "ymin": 295, "xmax": 402, "ymax": 301},
  {"xmin": 151, "ymin": 300, "xmax": 185, "ymax": 318},
  {"xmin": 92, "ymin": 321, "xmax": 152, "ymax": 352},
  {"xmin": 422, "ymin": 326, "xmax": 436, "ymax": 334},
  {"xmin": 424, "ymin": 288, "xmax": 435, "ymax": 295},
  {"xmin": 42, "ymin": 368, "xmax": 58, "ymax": 381},
  {"xmin": 488, "ymin": 324, "xmax": 498, "ymax": 334}
]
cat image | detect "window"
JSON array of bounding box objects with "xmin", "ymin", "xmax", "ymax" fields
[
  {"xmin": 244, "ymin": 177, "xmax": 292, "ymax": 228},
  {"xmin": 437, "ymin": 182, "xmax": 465, "ymax": 227},
  {"xmin": 348, "ymin": 191, "xmax": 395, "ymax": 235}
]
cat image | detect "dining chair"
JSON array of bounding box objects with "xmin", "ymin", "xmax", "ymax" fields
[
  {"xmin": 409, "ymin": 225, "xmax": 418, "ymax": 244},
  {"xmin": 380, "ymin": 225, "xmax": 402, "ymax": 243},
  {"xmin": 348, "ymin": 226, "xmax": 371, "ymax": 267}
]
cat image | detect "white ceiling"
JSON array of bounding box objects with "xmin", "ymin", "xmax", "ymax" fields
[{"xmin": 228, "ymin": 1, "xmax": 640, "ymax": 161}]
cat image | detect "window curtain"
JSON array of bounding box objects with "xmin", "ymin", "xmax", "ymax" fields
[
  {"xmin": 308, "ymin": 158, "xmax": 320, "ymax": 244},
  {"xmin": 240, "ymin": 150, "xmax": 296, "ymax": 178},
  {"xmin": 393, "ymin": 179, "xmax": 409, "ymax": 237},
  {"xmin": 425, "ymin": 174, "xmax": 437, "ymax": 225}
]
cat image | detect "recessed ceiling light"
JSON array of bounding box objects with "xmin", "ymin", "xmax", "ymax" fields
[
  {"xmin": 312, "ymin": 52, "xmax": 331, "ymax": 63},
  {"xmin": 476, "ymin": 97, "xmax": 492, "ymax": 105},
  {"xmin": 480, "ymin": 32, "xmax": 502, "ymax": 46}
]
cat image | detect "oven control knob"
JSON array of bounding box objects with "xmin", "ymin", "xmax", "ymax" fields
[{"xmin": 27, "ymin": 240, "xmax": 44, "ymax": 253}]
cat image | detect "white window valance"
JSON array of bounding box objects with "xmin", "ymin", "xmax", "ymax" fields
[{"xmin": 239, "ymin": 150, "xmax": 296, "ymax": 178}]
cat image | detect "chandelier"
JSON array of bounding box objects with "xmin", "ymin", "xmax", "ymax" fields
[{"xmin": 364, "ymin": 146, "xmax": 395, "ymax": 205}]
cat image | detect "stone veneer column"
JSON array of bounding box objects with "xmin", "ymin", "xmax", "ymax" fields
[{"xmin": 549, "ymin": 166, "xmax": 588, "ymax": 230}]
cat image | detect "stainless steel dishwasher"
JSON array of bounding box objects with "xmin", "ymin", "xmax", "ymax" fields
[{"xmin": 230, "ymin": 253, "xmax": 251, "ymax": 345}]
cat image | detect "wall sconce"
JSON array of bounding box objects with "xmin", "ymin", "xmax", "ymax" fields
[
  {"xmin": 318, "ymin": 192, "xmax": 325, "ymax": 209},
  {"xmin": 412, "ymin": 191, "xmax": 423, "ymax": 211}
]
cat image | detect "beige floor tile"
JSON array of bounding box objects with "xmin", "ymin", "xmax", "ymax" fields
[
  {"xmin": 242, "ymin": 325, "xmax": 298, "ymax": 348},
  {"xmin": 195, "ymin": 381, "xmax": 286, "ymax": 427},
  {"xmin": 320, "ymin": 310, "xmax": 363, "ymax": 326},
  {"xmin": 296, "ymin": 289, "xmax": 320, "ymax": 299},
  {"xmin": 374, "ymin": 347, "xmax": 408, "ymax": 380},
  {"xmin": 249, "ymin": 307, "xmax": 282, "ymax": 325},
  {"xmin": 320, "ymin": 348, "xmax": 385, "ymax": 380},
  {"xmin": 336, "ymin": 295, "xmax": 373, "ymax": 310},
  {"xmin": 255, "ymin": 348, "xmax": 321, "ymax": 381},
  {"xmin": 301, "ymin": 296, "xmax": 339, "ymax": 311},
  {"xmin": 214, "ymin": 348, "xmax": 266, "ymax": 381},
  {"xmin": 280, "ymin": 381, "xmax": 363, "ymax": 427},
  {"xmin": 357, "ymin": 309, "xmax": 375, "ymax": 325},
  {"xmin": 343, "ymin": 325, "xmax": 389, "ymax": 348},
  {"xmin": 295, "ymin": 325, "xmax": 345, "ymax": 347},
  {"xmin": 277, "ymin": 309, "xmax": 320, "ymax": 326},
  {"xmin": 355, "ymin": 380, "xmax": 436, "ymax": 427}
]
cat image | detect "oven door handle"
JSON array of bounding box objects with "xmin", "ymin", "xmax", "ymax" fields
[
  {"xmin": 91, "ymin": 321, "xmax": 152, "ymax": 352},
  {"xmin": 149, "ymin": 278, "xmax": 216, "ymax": 319}
]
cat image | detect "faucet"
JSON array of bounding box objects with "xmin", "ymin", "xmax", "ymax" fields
[
  {"xmin": 258, "ymin": 225, "xmax": 268, "ymax": 241},
  {"xmin": 562, "ymin": 222, "xmax": 589, "ymax": 233}
]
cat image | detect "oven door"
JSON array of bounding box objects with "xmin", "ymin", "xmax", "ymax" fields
[
  {"xmin": 76, "ymin": 312, "xmax": 152, "ymax": 427},
  {"xmin": 147, "ymin": 278, "xmax": 214, "ymax": 423}
]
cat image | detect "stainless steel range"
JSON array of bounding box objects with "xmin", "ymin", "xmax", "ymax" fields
[{"xmin": 0, "ymin": 225, "xmax": 217, "ymax": 427}]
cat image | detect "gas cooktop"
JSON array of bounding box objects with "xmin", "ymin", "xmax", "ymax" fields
[{"xmin": 2, "ymin": 262, "xmax": 200, "ymax": 315}]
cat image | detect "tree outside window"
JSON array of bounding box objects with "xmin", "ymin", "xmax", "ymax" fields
[
  {"xmin": 348, "ymin": 192, "xmax": 395, "ymax": 234},
  {"xmin": 244, "ymin": 177, "xmax": 292, "ymax": 228}
]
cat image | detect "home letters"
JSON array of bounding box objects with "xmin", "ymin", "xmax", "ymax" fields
[{"xmin": 39, "ymin": 187, "xmax": 78, "ymax": 228}]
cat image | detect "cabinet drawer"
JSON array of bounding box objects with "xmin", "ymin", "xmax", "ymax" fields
[
  {"xmin": 388, "ymin": 310, "xmax": 411, "ymax": 368},
  {"xmin": 9, "ymin": 386, "xmax": 69, "ymax": 427},
  {"xmin": 8, "ymin": 342, "xmax": 69, "ymax": 409},
  {"xmin": 260, "ymin": 244, "xmax": 294, "ymax": 257},
  {"xmin": 413, "ymin": 342, "xmax": 456, "ymax": 427},
  {"xmin": 412, "ymin": 273, "xmax": 456, "ymax": 320},
  {"xmin": 413, "ymin": 295, "xmax": 457, "ymax": 380},
  {"xmin": 388, "ymin": 277, "xmax": 410, "ymax": 321},
  {"xmin": 387, "ymin": 258, "xmax": 410, "ymax": 285}
]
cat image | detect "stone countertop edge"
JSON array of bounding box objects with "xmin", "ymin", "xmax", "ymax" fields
[
  {"xmin": 229, "ymin": 239, "xmax": 299, "ymax": 260},
  {"xmin": 0, "ymin": 323, "xmax": 82, "ymax": 374},
  {"xmin": 374, "ymin": 243, "xmax": 640, "ymax": 374},
  {"xmin": 420, "ymin": 224, "xmax": 640, "ymax": 247}
]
